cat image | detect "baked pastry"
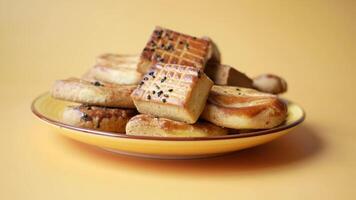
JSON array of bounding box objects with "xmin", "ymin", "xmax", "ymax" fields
[
  {"xmin": 131, "ymin": 63, "xmax": 213, "ymax": 124},
  {"xmin": 137, "ymin": 26, "xmax": 213, "ymax": 73},
  {"xmin": 83, "ymin": 54, "xmax": 142, "ymax": 85},
  {"xmin": 96, "ymin": 53, "xmax": 139, "ymax": 68},
  {"xmin": 205, "ymin": 64, "xmax": 254, "ymax": 88},
  {"xmin": 51, "ymin": 78, "xmax": 136, "ymax": 108},
  {"xmin": 253, "ymin": 74, "xmax": 287, "ymax": 94},
  {"xmin": 201, "ymin": 85, "xmax": 288, "ymax": 129},
  {"xmin": 62, "ymin": 105, "xmax": 137, "ymax": 133},
  {"xmin": 126, "ymin": 114, "xmax": 228, "ymax": 137}
]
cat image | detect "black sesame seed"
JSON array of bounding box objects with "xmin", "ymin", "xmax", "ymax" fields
[
  {"xmin": 152, "ymin": 91, "xmax": 156, "ymax": 94},
  {"xmin": 143, "ymin": 47, "xmax": 149, "ymax": 51},
  {"xmin": 168, "ymin": 89, "xmax": 173, "ymax": 92},
  {"xmin": 149, "ymin": 71, "xmax": 154, "ymax": 76},
  {"xmin": 155, "ymin": 84, "xmax": 160, "ymax": 90},
  {"xmin": 164, "ymin": 94, "xmax": 169, "ymax": 98},
  {"xmin": 162, "ymin": 99, "xmax": 167, "ymax": 103},
  {"xmin": 93, "ymin": 81, "xmax": 103, "ymax": 86},
  {"xmin": 147, "ymin": 95, "xmax": 151, "ymax": 100},
  {"xmin": 236, "ymin": 88, "xmax": 241, "ymax": 91},
  {"xmin": 193, "ymin": 36, "xmax": 197, "ymax": 40},
  {"xmin": 160, "ymin": 76, "xmax": 167, "ymax": 83},
  {"xmin": 143, "ymin": 77, "xmax": 148, "ymax": 81},
  {"xmin": 139, "ymin": 81, "xmax": 144, "ymax": 86},
  {"xmin": 157, "ymin": 91, "xmax": 163, "ymax": 97}
]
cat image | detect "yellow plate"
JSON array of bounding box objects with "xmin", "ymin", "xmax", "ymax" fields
[{"xmin": 31, "ymin": 93, "xmax": 305, "ymax": 159}]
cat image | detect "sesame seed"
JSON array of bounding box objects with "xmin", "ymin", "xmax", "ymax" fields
[
  {"xmin": 168, "ymin": 89, "xmax": 173, "ymax": 92},
  {"xmin": 93, "ymin": 81, "xmax": 103, "ymax": 87},
  {"xmin": 162, "ymin": 99, "xmax": 166, "ymax": 103},
  {"xmin": 147, "ymin": 95, "xmax": 151, "ymax": 100},
  {"xmin": 161, "ymin": 76, "xmax": 167, "ymax": 83},
  {"xmin": 157, "ymin": 91, "xmax": 163, "ymax": 97}
]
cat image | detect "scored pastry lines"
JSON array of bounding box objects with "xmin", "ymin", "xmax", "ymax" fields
[
  {"xmin": 149, "ymin": 29, "xmax": 207, "ymax": 68},
  {"xmin": 139, "ymin": 64, "xmax": 195, "ymax": 105}
]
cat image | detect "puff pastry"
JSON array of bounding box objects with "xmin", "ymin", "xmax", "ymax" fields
[{"xmin": 201, "ymin": 85, "xmax": 288, "ymax": 129}]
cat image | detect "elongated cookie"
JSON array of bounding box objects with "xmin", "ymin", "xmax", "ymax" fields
[
  {"xmin": 51, "ymin": 78, "xmax": 136, "ymax": 108},
  {"xmin": 126, "ymin": 114, "xmax": 228, "ymax": 137},
  {"xmin": 62, "ymin": 105, "xmax": 137, "ymax": 133},
  {"xmin": 131, "ymin": 63, "xmax": 213, "ymax": 124},
  {"xmin": 137, "ymin": 26, "xmax": 214, "ymax": 73},
  {"xmin": 201, "ymin": 85, "xmax": 288, "ymax": 129}
]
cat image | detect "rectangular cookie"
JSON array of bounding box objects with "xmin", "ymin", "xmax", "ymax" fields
[
  {"xmin": 137, "ymin": 26, "xmax": 213, "ymax": 73},
  {"xmin": 131, "ymin": 63, "xmax": 213, "ymax": 124}
]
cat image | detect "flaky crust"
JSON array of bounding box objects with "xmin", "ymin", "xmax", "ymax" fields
[
  {"xmin": 51, "ymin": 78, "xmax": 136, "ymax": 108},
  {"xmin": 62, "ymin": 105, "xmax": 137, "ymax": 133},
  {"xmin": 83, "ymin": 54, "xmax": 142, "ymax": 85},
  {"xmin": 126, "ymin": 114, "xmax": 228, "ymax": 137},
  {"xmin": 201, "ymin": 85, "xmax": 288, "ymax": 129}
]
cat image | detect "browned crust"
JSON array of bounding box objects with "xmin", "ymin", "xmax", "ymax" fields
[
  {"xmin": 128, "ymin": 114, "xmax": 226, "ymax": 133},
  {"xmin": 64, "ymin": 105, "xmax": 137, "ymax": 132},
  {"xmin": 208, "ymin": 97, "xmax": 287, "ymax": 118},
  {"xmin": 51, "ymin": 78, "xmax": 136, "ymax": 108},
  {"xmin": 138, "ymin": 26, "xmax": 212, "ymax": 73}
]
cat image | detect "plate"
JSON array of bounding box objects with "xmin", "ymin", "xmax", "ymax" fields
[{"xmin": 31, "ymin": 93, "xmax": 305, "ymax": 159}]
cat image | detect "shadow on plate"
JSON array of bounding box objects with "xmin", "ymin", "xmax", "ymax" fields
[{"xmin": 57, "ymin": 123, "xmax": 323, "ymax": 176}]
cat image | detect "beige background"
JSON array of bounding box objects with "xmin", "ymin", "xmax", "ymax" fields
[{"xmin": 1, "ymin": 0, "xmax": 356, "ymax": 199}]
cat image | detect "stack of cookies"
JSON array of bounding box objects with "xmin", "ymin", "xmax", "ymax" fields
[{"xmin": 50, "ymin": 26, "xmax": 288, "ymax": 137}]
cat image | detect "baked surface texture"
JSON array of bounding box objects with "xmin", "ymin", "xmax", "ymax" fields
[
  {"xmin": 205, "ymin": 64, "xmax": 254, "ymax": 87},
  {"xmin": 51, "ymin": 78, "xmax": 136, "ymax": 108},
  {"xmin": 131, "ymin": 63, "xmax": 213, "ymax": 124},
  {"xmin": 137, "ymin": 26, "xmax": 213, "ymax": 73},
  {"xmin": 126, "ymin": 114, "xmax": 228, "ymax": 137},
  {"xmin": 252, "ymin": 74, "xmax": 288, "ymax": 94},
  {"xmin": 83, "ymin": 54, "xmax": 142, "ymax": 85},
  {"xmin": 201, "ymin": 85, "xmax": 288, "ymax": 129},
  {"xmin": 62, "ymin": 105, "xmax": 137, "ymax": 133}
]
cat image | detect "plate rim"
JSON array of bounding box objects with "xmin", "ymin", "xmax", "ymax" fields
[{"xmin": 31, "ymin": 92, "xmax": 306, "ymax": 141}]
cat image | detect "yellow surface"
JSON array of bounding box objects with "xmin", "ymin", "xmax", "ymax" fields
[
  {"xmin": 1, "ymin": 0, "xmax": 355, "ymax": 199},
  {"xmin": 32, "ymin": 93, "xmax": 304, "ymax": 157}
]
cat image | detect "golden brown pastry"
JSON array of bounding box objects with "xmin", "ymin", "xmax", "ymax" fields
[
  {"xmin": 201, "ymin": 85, "xmax": 288, "ymax": 129},
  {"xmin": 62, "ymin": 105, "xmax": 137, "ymax": 133},
  {"xmin": 205, "ymin": 64, "xmax": 254, "ymax": 88},
  {"xmin": 83, "ymin": 54, "xmax": 142, "ymax": 85},
  {"xmin": 137, "ymin": 26, "xmax": 214, "ymax": 73},
  {"xmin": 51, "ymin": 78, "xmax": 136, "ymax": 108},
  {"xmin": 252, "ymin": 74, "xmax": 288, "ymax": 94},
  {"xmin": 131, "ymin": 63, "xmax": 213, "ymax": 124},
  {"xmin": 126, "ymin": 114, "xmax": 228, "ymax": 137}
]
